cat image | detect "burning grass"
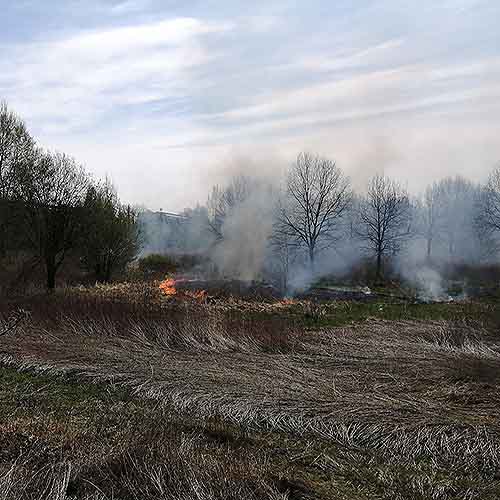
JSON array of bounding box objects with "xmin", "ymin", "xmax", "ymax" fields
[
  {"xmin": 159, "ymin": 276, "xmax": 177, "ymax": 296},
  {"xmin": 29, "ymin": 280, "xmax": 494, "ymax": 322},
  {"xmin": 159, "ymin": 276, "xmax": 208, "ymax": 301}
]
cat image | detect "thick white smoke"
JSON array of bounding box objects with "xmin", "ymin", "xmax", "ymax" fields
[{"xmin": 211, "ymin": 186, "xmax": 275, "ymax": 281}]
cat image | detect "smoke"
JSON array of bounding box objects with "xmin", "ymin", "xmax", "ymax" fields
[
  {"xmin": 138, "ymin": 210, "xmax": 181, "ymax": 256},
  {"xmin": 348, "ymin": 135, "xmax": 402, "ymax": 193},
  {"xmin": 414, "ymin": 267, "xmax": 448, "ymax": 302},
  {"xmin": 138, "ymin": 206, "xmax": 213, "ymax": 257},
  {"xmin": 284, "ymin": 238, "xmax": 365, "ymax": 294},
  {"xmin": 211, "ymin": 185, "xmax": 275, "ymax": 281},
  {"xmin": 394, "ymin": 176, "xmax": 491, "ymax": 301},
  {"xmin": 138, "ymin": 154, "xmax": 499, "ymax": 299},
  {"xmin": 400, "ymin": 262, "xmax": 447, "ymax": 302},
  {"xmin": 200, "ymin": 148, "xmax": 286, "ymax": 191}
]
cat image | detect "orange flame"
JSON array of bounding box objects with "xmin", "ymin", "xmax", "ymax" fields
[
  {"xmin": 159, "ymin": 277, "xmax": 177, "ymax": 296},
  {"xmin": 159, "ymin": 277, "xmax": 207, "ymax": 301}
]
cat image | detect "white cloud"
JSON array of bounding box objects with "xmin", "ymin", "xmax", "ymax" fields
[
  {"xmin": 0, "ymin": 17, "xmax": 231, "ymax": 133},
  {"xmin": 0, "ymin": 1, "xmax": 499, "ymax": 210},
  {"xmin": 200, "ymin": 58, "xmax": 500, "ymax": 129},
  {"xmin": 61, "ymin": 17, "xmax": 220, "ymax": 55}
]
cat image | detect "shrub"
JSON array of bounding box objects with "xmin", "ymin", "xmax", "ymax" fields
[{"xmin": 138, "ymin": 254, "xmax": 178, "ymax": 278}]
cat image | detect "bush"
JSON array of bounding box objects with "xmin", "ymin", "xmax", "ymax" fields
[{"xmin": 138, "ymin": 254, "xmax": 178, "ymax": 278}]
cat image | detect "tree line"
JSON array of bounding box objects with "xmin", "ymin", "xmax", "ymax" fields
[
  {"xmin": 3, "ymin": 100, "xmax": 499, "ymax": 291},
  {"xmin": 0, "ymin": 102, "xmax": 139, "ymax": 290},
  {"xmin": 207, "ymin": 152, "xmax": 500, "ymax": 285}
]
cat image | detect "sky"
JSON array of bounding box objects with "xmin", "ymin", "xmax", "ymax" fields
[{"xmin": 0, "ymin": 0, "xmax": 499, "ymax": 210}]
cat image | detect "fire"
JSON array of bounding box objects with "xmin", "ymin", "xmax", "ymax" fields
[
  {"xmin": 159, "ymin": 276, "xmax": 207, "ymax": 301},
  {"xmin": 159, "ymin": 277, "xmax": 177, "ymax": 296}
]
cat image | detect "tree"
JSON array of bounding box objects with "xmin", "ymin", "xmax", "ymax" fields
[
  {"xmin": 207, "ymin": 175, "xmax": 253, "ymax": 241},
  {"xmin": 82, "ymin": 179, "xmax": 140, "ymax": 282},
  {"xmin": 15, "ymin": 150, "xmax": 89, "ymax": 290},
  {"xmin": 438, "ymin": 176, "xmax": 479, "ymax": 261},
  {"xmin": 416, "ymin": 182, "xmax": 445, "ymax": 260},
  {"xmin": 277, "ymin": 152, "xmax": 351, "ymax": 270},
  {"xmin": 357, "ymin": 174, "xmax": 411, "ymax": 280},
  {"xmin": 0, "ymin": 102, "xmax": 35, "ymax": 257},
  {"xmin": 479, "ymin": 165, "xmax": 500, "ymax": 235},
  {"xmin": 268, "ymin": 224, "xmax": 301, "ymax": 293}
]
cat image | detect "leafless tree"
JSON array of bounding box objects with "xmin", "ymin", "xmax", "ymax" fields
[
  {"xmin": 207, "ymin": 175, "xmax": 253, "ymax": 241},
  {"xmin": 438, "ymin": 176, "xmax": 479, "ymax": 260},
  {"xmin": 416, "ymin": 182, "xmax": 445, "ymax": 260},
  {"xmin": 357, "ymin": 174, "xmax": 411, "ymax": 280},
  {"xmin": 479, "ymin": 165, "xmax": 500, "ymax": 236},
  {"xmin": 277, "ymin": 152, "xmax": 351, "ymax": 270},
  {"xmin": 0, "ymin": 102, "xmax": 35, "ymax": 257},
  {"xmin": 15, "ymin": 150, "xmax": 90, "ymax": 290},
  {"xmin": 268, "ymin": 223, "xmax": 300, "ymax": 293}
]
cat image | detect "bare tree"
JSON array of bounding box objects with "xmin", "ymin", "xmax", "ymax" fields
[
  {"xmin": 0, "ymin": 102, "xmax": 35, "ymax": 257},
  {"xmin": 357, "ymin": 174, "xmax": 411, "ymax": 280},
  {"xmin": 417, "ymin": 182, "xmax": 445, "ymax": 260},
  {"xmin": 15, "ymin": 150, "xmax": 89, "ymax": 290},
  {"xmin": 438, "ymin": 176, "xmax": 479, "ymax": 261},
  {"xmin": 207, "ymin": 175, "xmax": 253, "ymax": 241},
  {"xmin": 479, "ymin": 165, "xmax": 500, "ymax": 235},
  {"xmin": 277, "ymin": 152, "xmax": 351, "ymax": 270},
  {"xmin": 268, "ymin": 222, "xmax": 299, "ymax": 293}
]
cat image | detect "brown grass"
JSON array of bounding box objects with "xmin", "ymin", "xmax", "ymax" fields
[{"xmin": 0, "ymin": 287, "xmax": 499, "ymax": 498}]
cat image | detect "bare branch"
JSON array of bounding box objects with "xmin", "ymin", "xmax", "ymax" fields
[{"xmin": 277, "ymin": 152, "xmax": 352, "ymax": 268}]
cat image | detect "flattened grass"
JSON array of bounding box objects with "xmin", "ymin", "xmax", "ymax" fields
[{"xmin": 1, "ymin": 285, "xmax": 500, "ymax": 499}]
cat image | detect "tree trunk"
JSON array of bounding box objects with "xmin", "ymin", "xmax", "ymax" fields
[
  {"xmin": 46, "ymin": 258, "xmax": 56, "ymax": 292},
  {"xmin": 426, "ymin": 237, "xmax": 432, "ymax": 261},
  {"xmin": 94, "ymin": 261, "xmax": 105, "ymax": 283},
  {"xmin": 0, "ymin": 223, "xmax": 6, "ymax": 259},
  {"xmin": 104, "ymin": 263, "xmax": 112, "ymax": 283},
  {"xmin": 308, "ymin": 247, "xmax": 315, "ymax": 274},
  {"xmin": 0, "ymin": 200, "xmax": 7, "ymax": 258},
  {"xmin": 376, "ymin": 251, "xmax": 382, "ymax": 282},
  {"xmin": 0, "ymin": 203, "xmax": 9, "ymax": 258}
]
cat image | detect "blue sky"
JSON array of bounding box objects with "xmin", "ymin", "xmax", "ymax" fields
[{"xmin": 1, "ymin": 0, "xmax": 499, "ymax": 209}]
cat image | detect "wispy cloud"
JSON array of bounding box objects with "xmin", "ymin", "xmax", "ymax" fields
[
  {"xmin": 0, "ymin": 17, "xmax": 232, "ymax": 136},
  {"xmin": 110, "ymin": 0, "xmax": 152, "ymax": 14},
  {"xmin": 0, "ymin": 0, "xmax": 499, "ymax": 209}
]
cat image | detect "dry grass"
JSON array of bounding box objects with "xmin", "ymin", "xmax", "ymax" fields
[
  {"xmin": 0, "ymin": 435, "xmax": 289, "ymax": 500},
  {"xmin": 0, "ymin": 287, "xmax": 499, "ymax": 498}
]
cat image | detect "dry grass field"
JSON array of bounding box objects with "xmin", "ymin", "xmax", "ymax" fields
[{"xmin": 1, "ymin": 283, "xmax": 499, "ymax": 499}]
